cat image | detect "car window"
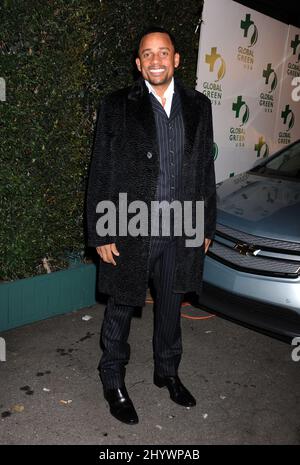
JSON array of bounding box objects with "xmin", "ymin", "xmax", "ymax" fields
[{"xmin": 255, "ymin": 142, "xmax": 300, "ymax": 179}]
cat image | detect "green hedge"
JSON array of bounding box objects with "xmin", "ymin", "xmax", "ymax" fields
[{"xmin": 0, "ymin": 0, "xmax": 202, "ymax": 280}]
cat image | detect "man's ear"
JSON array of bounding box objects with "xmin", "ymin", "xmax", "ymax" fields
[
  {"xmin": 135, "ymin": 57, "xmax": 141, "ymax": 72},
  {"xmin": 174, "ymin": 52, "xmax": 180, "ymax": 69}
]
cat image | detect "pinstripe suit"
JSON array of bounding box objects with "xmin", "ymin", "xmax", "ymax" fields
[{"xmin": 99, "ymin": 82, "xmax": 185, "ymax": 389}]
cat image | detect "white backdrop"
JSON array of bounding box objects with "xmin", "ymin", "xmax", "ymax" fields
[{"xmin": 196, "ymin": 0, "xmax": 300, "ymax": 182}]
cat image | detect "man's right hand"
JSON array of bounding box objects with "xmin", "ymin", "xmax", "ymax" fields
[{"xmin": 96, "ymin": 243, "xmax": 120, "ymax": 266}]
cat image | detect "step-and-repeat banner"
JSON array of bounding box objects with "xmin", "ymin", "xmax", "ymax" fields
[{"xmin": 196, "ymin": 0, "xmax": 300, "ymax": 182}]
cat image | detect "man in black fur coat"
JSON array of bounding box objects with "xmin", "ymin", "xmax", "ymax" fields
[{"xmin": 86, "ymin": 27, "xmax": 216, "ymax": 424}]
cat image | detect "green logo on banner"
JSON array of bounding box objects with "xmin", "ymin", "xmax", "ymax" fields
[
  {"xmin": 278, "ymin": 105, "xmax": 294, "ymax": 144},
  {"xmin": 254, "ymin": 137, "xmax": 269, "ymax": 158},
  {"xmin": 232, "ymin": 96, "xmax": 249, "ymax": 126},
  {"xmin": 262, "ymin": 63, "xmax": 277, "ymax": 93},
  {"xmin": 240, "ymin": 13, "xmax": 258, "ymax": 47},
  {"xmin": 281, "ymin": 104, "xmax": 295, "ymax": 130},
  {"xmin": 237, "ymin": 13, "xmax": 257, "ymax": 70},
  {"xmin": 291, "ymin": 34, "xmax": 300, "ymax": 62},
  {"xmin": 213, "ymin": 142, "xmax": 218, "ymax": 161},
  {"xmin": 205, "ymin": 47, "xmax": 226, "ymax": 81}
]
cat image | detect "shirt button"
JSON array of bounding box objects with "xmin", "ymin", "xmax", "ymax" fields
[{"xmin": 146, "ymin": 151, "xmax": 152, "ymax": 159}]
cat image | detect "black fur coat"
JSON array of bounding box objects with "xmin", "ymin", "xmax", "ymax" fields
[{"xmin": 86, "ymin": 77, "xmax": 216, "ymax": 306}]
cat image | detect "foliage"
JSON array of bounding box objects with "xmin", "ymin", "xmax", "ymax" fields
[{"xmin": 0, "ymin": 0, "xmax": 202, "ymax": 280}]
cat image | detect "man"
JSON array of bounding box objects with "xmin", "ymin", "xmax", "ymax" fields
[{"xmin": 86, "ymin": 27, "xmax": 216, "ymax": 425}]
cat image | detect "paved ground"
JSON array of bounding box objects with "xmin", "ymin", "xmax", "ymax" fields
[{"xmin": 0, "ymin": 297, "xmax": 299, "ymax": 445}]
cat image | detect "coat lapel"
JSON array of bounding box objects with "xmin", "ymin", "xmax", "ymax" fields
[
  {"xmin": 174, "ymin": 77, "xmax": 200, "ymax": 161},
  {"xmin": 127, "ymin": 78, "xmax": 159, "ymax": 155}
]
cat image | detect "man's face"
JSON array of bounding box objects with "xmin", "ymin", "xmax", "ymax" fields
[{"xmin": 135, "ymin": 32, "xmax": 180, "ymax": 89}]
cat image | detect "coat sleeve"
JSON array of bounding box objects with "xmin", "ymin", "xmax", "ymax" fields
[
  {"xmin": 204, "ymin": 100, "xmax": 217, "ymax": 241},
  {"xmin": 86, "ymin": 96, "xmax": 117, "ymax": 248}
]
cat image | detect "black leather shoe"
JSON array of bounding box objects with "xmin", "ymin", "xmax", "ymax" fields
[
  {"xmin": 104, "ymin": 386, "xmax": 139, "ymax": 424},
  {"xmin": 154, "ymin": 373, "xmax": 196, "ymax": 407}
]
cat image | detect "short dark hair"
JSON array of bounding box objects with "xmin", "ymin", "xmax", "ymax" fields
[{"xmin": 135, "ymin": 26, "xmax": 178, "ymax": 58}]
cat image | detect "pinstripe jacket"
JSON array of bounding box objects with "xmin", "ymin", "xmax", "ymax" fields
[{"xmin": 86, "ymin": 76, "xmax": 216, "ymax": 306}]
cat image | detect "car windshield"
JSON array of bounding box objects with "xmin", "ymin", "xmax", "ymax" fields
[{"xmin": 252, "ymin": 141, "xmax": 300, "ymax": 179}]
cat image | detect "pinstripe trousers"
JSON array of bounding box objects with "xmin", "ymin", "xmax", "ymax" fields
[{"xmin": 99, "ymin": 236, "xmax": 184, "ymax": 390}]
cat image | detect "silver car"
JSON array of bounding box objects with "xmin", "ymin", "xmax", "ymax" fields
[{"xmin": 199, "ymin": 140, "xmax": 300, "ymax": 341}]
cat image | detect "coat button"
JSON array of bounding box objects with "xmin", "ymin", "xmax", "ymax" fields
[{"xmin": 146, "ymin": 151, "xmax": 152, "ymax": 159}]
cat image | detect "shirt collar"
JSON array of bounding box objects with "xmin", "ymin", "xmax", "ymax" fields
[{"xmin": 144, "ymin": 77, "xmax": 174, "ymax": 100}]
